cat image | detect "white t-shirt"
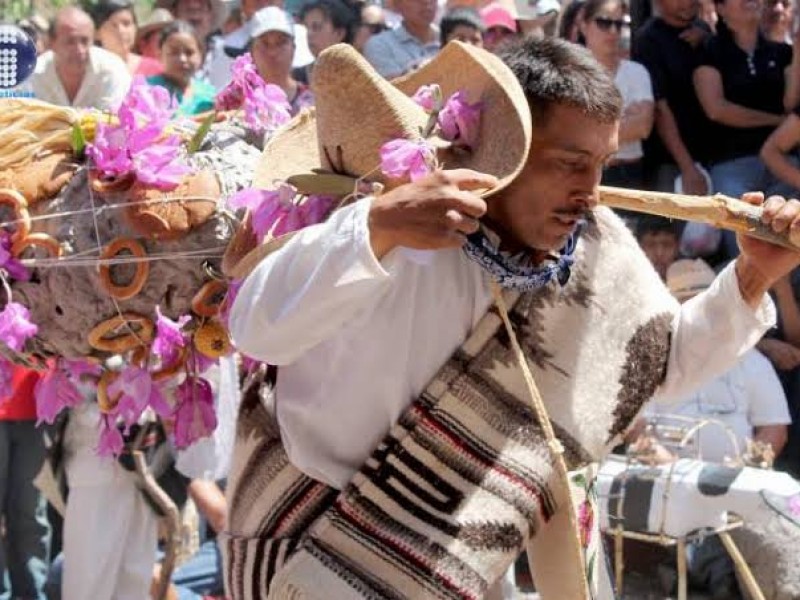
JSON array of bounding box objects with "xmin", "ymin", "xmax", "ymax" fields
[
  {"xmin": 614, "ymin": 59, "xmax": 654, "ymax": 162},
  {"xmin": 644, "ymin": 349, "xmax": 791, "ymax": 463},
  {"xmin": 23, "ymin": 47, "xmax": 131, "ymax": 111}
]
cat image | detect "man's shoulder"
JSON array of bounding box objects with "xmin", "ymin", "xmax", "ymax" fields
[
  {"xmin": 90, "ymin": 46, "xmax": 128, "ymax": 72},
  {"xmin": 364, "ymin": 28, "xmax": 398, "ymax": 52}
]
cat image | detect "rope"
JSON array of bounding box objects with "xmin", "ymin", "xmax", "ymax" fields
[{"xmin": 489, "ymin": 280, "xmax": 589, "ymax": 596}]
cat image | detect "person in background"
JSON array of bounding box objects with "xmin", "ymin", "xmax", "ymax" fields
[
  {"xmin": 633, "ymin": 0, "xmax": 713, "ymax": 195},
  {"xmin": 440, "ymin": 7, "xmax": 485, "ymax": 47},
  {"xmin": 222, "ymin": 5, "xmax": 244, "ymax": 35},
  {"xmin": 580, "ymin": 0, "xmax": 654, "ymax": 189},
  {"xmin": 480, "ymin": 2, "xmax": 518, "ymax": 52},
  {"xmin": 761, "ymin": 106, "xmax": 800, "ymax": 191},
  {"xmin": 250, "ymin": 7, "xmax": 314, "ymax": 113},
  {"xmin": 298, "ymin": 0, "xmax": 357, "ymax": 83},
  {"xmin": 352, "ymin": 3, "xmax": 388, "ymax": 52},
  {"xmin": 24, "ymin": 6, "xmax": 131, "ymax": 110},
  {"xmin": 558, "ymin": 0, "xmax": 586, "ymax": 42},
  {"xmin": 0, "ymin": 366, "xmax": 50, "ymax": 600},
  {"xmin": 135, "ymin": 8, "xmax": 175, "ymax": 61},
  {"xmin": 363, "ymin": 0, "xmax": 439, "ymax": 78},
  {"xmin": 165, "ymin": 0, "xmax": 226, "ymax": 43},
  {"xmin": 204, "ymin": 0, "xmax": 314, "ymax": 90},
  {"xmin": 148, "ymin": 20, "xmax": 216, "ymax": 115},
  {"xmin": 762, "ymin": 0, "xmax": 794, "ymax": 43},
  {"xmin": 18, "ymin": 14, "xmax": 50, "ymax": 55},
  {"xmin": 92, "ymin": 0, "xmax": 163, "ymax": 76},
  {"xmin": 636, "ymin": 216, "xmax": 682, "ymax": 280}
]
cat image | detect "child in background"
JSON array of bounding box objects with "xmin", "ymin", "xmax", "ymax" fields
[{"xmin": 147, "ymin": 20, "xmax": 215, "ymax": 116}]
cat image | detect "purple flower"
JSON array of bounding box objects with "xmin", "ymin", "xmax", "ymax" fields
[
  {"xmin": 119, "ymin": 77, "xmax": 177, "ymax": 129},
  {"xmin": 0, "ymin": 233, "xmax": 29, "ymax": 281},
  {"xmin": 578, "ymin": 500, "xmax": 594, "ymax": 548},
  {"xmin": 438, "ymin": 91, "xmax": 482, "ymax": 149},
  {"xmin": 96, "ymin": 415, "xmax": 124, "ymax": 457},
  {"xmin": 173, "ymin": 376, "xmax": 217, "ymax": 449},
  {"xmin": 219, "ymin": 279, "xmax": 242, "ymax": 328},
  {"xmin": 227, "ymin": 185, "xmax": 295, "ymax": 242},
  {"xmin": 86, "ymin": 79, "xmax": 188, "ymax": 190},
  {"xmin": 790, "ymin": 494, "xmax": 800, "ymax": 517},
  {"xmin": 0, "ymin": 302, "xmax": 37, "ymax": 352},
  {"xmin": 35, "ymin": 362, "xmax": 83, "ymax": 425},
  {"xmin": 297, "ymin": 195, "xmax": 335, "ymax": 228},
  {"xmin": 63, "ymin": 359, "xmax": 102, "ymax": 380},
  {"xmin": 152, "ymin": 306, "xmax": 190, "ymax": 366},
  {"xmin": 411, "ymin": 84, "xmax": 442, "ymax": 112},
  {"xmin": 215, "ymin": 54, "xmax": 292, "ymax": 133},
  {"xmin": 106, "ymin": 366, "xmax": 155, "ymax": 432},
  {"xmin": 380, "ymin": 138, "xmax": 437, "ymax": 182}
]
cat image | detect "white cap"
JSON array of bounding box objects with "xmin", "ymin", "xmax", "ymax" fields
[{"xmin": 249, "ymin": 6, "xmax": 294, "ymax": 40}]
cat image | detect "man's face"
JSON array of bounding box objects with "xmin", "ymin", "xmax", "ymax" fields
[
  {"xmin": 639, "ymin": 231, "xmax": 679, "ymax": 280},
  {"xmin": 396, "ymin": 0, "xmax": 438, "ymax": 29},
  {"xmin": 659, "ymin": 0, "xmax": 700, "ymax": 25},
  {"xmin": 485, "ymin": 103, "xmax": 618, "ymax": 253},
  {"xmin": 174, "ymin": 0, "xmax": 213, "ymax": 37},
  {"xmin": 51, "ymin": 14, "xmax": 94, "ymax": 72}
]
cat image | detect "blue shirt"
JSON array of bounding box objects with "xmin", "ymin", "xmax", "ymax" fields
[{"xmin": 362, "ymin": 24, "xmax": 440, "ymax": 79}]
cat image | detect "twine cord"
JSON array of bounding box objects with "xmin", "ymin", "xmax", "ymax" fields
[{"xmin": 490, "ymin": 280, "xmax": 589, "ymax": 594}]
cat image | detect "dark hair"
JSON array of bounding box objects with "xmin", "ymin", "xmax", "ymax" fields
[
  {"xmin": 300, "ymin": 0, "xmax": 358, "ymax": 44},
  {"xmin": 91, "ymin": 0, "xmax": 136, "ymax": 30},
  {"xmin": 558, "ymin": 0, "xmax": 585, "ymax": 40},
  {"xmin": 159, "ymin": 19, "xmax": 205, "ymax": 53},
  {"xmin": 635, "ymin": 216, "xmax": 682, "ymax": 241},
  {"xmin": 440, "ymin": 7, "xmax": 484, "ymax": 46},
  {"xmin": 577, "ymin": 0, "xmax": 627, "ymax": 43},
  {"xmin": 498, "ymin": 36, "xmax": 622, "ymax": 125}
]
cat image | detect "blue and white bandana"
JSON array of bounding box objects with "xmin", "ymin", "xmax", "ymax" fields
[{"xmin": 463, "ymin": 222, "xmax": 583, "ymax": 291}]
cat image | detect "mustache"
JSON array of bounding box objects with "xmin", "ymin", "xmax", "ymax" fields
[{"xmin": 554, "ymin": 206, "xmax": 592, "ymax": 219}]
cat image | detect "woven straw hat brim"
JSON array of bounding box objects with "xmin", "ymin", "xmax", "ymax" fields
[{"xmin": 231, "ymin": 42, "xmax": 532, "ymax": 280}]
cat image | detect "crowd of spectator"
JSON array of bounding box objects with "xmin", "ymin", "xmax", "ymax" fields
[{"xmin": 5, "ymin": 0, "xmax": 800, "ymax": 597}]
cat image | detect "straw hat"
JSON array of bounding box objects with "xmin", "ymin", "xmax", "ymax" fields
[
  {"xmin": 226, "ymin": 42, "xmax": 532, "ymax": 278},
  {"xmin": 135, "ymin": 8, "xmax": 174, "ymax": 45},
  {"xmin": 666, "ymin": 258, "xmax": 716, "ymax": 301}
]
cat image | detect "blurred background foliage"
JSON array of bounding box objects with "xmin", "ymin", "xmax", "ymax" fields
[{"xmin": 1, "ymin": 0, "xmax": 156, "ymax": 23}]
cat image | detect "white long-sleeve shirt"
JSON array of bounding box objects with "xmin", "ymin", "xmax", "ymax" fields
[{"xmin": 230, "ymin": 199, "xmax": 775, "ymax": 489}]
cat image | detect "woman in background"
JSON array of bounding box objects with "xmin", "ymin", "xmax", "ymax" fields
[
  {"xmin": 93, "ymin": 0, "xmax": 163, "ymax": 76},
  {"xmin": 147, "ymin": 21, "xmax": 215, "ymax": 116},
  {"xmin": 581, "ymin": 0, "xmax": 654, "ymax": 189}
]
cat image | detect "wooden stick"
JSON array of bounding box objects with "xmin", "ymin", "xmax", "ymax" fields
[
  {"xmin": 599, "ymin": 186, "xmax": 800, "ymax": 252},
  {"xmin": 719, "ymin": 531, "xmax": 767, "ymax": 600}
]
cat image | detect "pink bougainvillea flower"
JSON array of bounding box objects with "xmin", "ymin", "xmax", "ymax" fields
[
  {"xmin": 0, "ymin": 302, "xmax": 37, "ymax": 352},
  {"xmin": 107, "ymin": 365, "xmax": 156, "ymax": 432},
  {"xmin": 578, "ymin": 500, "xmax": 594, "ymax": 548},
  {"xmin": 86, "ymin": 78, "xmax": 188, "ymax": 190},
  {"xmin": 35, "ymin": 362, "xmax": 83, "ymax": 425},
  {"xmin": 411, "ymin": 84, "xmax": 442, "ymax": 112},
  {"xmin": 215, "ymin": 54, "xmax": 292, "ymax": 133},
  {"xmin": 173, "ymin": 376, "xmax": 217, "ymax": 449},
  {"xmin": 218, "ymin": 279, "xmax": 242, "ymax": 328},
  {"xmin": 96, "ymin": 415, "xmax": 124, "ymax": 457},
  {"xmin": 63, "ymin": 359, "xmax": 102, "ymax": 381},
  {"xmin": 438, "ymin": 91, "xmax": 482, "ymax": 149},
  {"xmin": 297, "ymin": 195, "xmax": 335, "ymax": 228},
  {"xmin": 0, "ymin": 232, "xmax": 29, "ymax": 281},
  {"xmin": 789, "ymin": 494, "xmax": 800, "ymax": 517},
  {"xmin": 152, "ymin": 306, "xmax": 190, "ymax": 365},
  {"xmin": 227, "ymin": 185, "xmax": 296, "ymax": 242},
  {"xmin": 380, "ymin": 138, "xmax": 437, "ymax": 181},
  {"xmin": 131, "ymin": 137, "xmax": 192, "ymax": 190},
  {"xmin": 119, "ymin": 77, "xmax": 176, "ymax": 129}
]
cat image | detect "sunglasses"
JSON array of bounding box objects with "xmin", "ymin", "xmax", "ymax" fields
[
  {"xmin": 364, "ymin": 23, "xmax": 388, "ymax": 34},
  {"xmin": 593, "ymin": 17, "xmax": 628, "ymax": 32}
]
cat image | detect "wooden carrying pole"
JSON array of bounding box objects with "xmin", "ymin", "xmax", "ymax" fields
[{"xmin": 599, "ymin": 186, "xmax": 800, "ymax": 251}]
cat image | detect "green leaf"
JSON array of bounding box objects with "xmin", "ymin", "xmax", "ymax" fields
[
  {"xmin": 187, "ymin": 111, "xmax": 216, "ymax": 155},
  {"xmin": 287, "ymin": 172, "xmax": 358, "ymax": 197},
  {"xmin": 70, "ymin": 122, "xmax": 86, "ymax": 157},
  {"xmin": 571, "ymin": 472, "xmax": 587, "ymax": 488}
]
